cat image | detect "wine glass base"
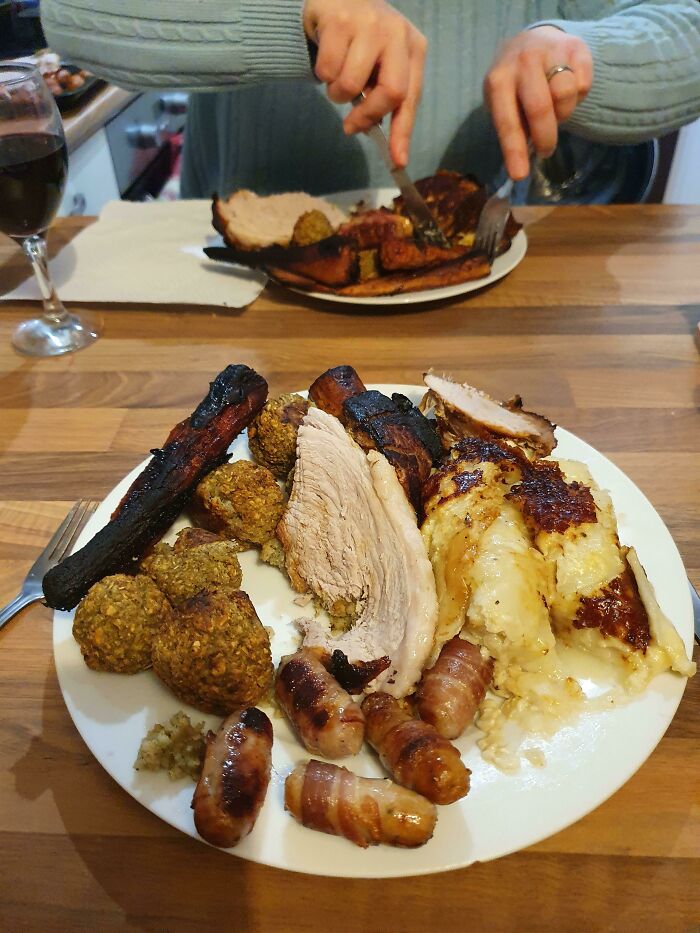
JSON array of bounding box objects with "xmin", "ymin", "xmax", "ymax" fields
[{"xmin": 12, "ymin": 311, "xmax": 101, "ymax": 357}]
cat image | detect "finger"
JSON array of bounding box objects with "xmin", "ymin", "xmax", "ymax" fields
[
  {"xmin": 344, "ymin": 33, "xmax": 410, "ymax": 134},
  {"xmin": 315, "ymin": 22, "xmax": 352, "ymax": 88},
  {"xmin": 328, "ymin": 27, "xmax": 383, "ymax": 105},
  {"xmin": 515, "ymin": 54, "xmax": 557, "ymax": 158},
  {"xmin": 546, "ymin": 67, "xmax": 578, "ymax": 123},
  {"xmin": 569, "ymin": 43, "xmax": 593, "ymax": 102},
  {"xmin": 485, "ymin": 67, "xmax": 530, "ymax": 180},
  {"xmin": 387, "ymin": 30, "xmax": 426, "ymax": 166}
]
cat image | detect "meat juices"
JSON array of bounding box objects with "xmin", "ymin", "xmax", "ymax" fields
[
  {"xmin": 362, "ymin": 693, "xmax": 470, "ymax": 805},
  {"xmin": 416, "ymin": 637, "xmax": 494, "ymax": 739},
  {"xmin": 275, "ymin": 648, "xmax": 365, "ymax": 758},
  {"xmin": 285, "ymin": 760, "xmax": 437, "ymax": 848},
  {"xmin": 192, "ymin": 707, "xmax": 272, "ymax": 848}
]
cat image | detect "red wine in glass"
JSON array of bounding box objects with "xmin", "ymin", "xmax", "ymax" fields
[
  {"xmin": 0, "ymin": 132, "xmax": 68, "ymax": 236},
  {"xmin": 0, "ymin": 64, "xmax": 100, "ymax": 356}
]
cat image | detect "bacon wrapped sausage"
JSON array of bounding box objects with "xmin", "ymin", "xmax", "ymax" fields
[
  {"xmin": 275, "ymin": 648, "xmax": 365, "ymax": 758},
  {"xmin": 192, "ymin": 707, "xmax": 272, "ymax": 848},
  {"xmin": 284, "ymin": 759, "xmax": 436, "ymax": 848},
  {"xmin": 362, "ymin": 692, "xmax": 470, "ymax": 805},
  {"xmin": 415, "ymin": 637, "xmax": 494, "ymax": 739}
]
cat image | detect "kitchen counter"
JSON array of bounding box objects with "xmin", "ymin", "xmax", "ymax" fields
[{"xmin": 62, "ymin": 83, "xmax": 137, "ymax": 153}]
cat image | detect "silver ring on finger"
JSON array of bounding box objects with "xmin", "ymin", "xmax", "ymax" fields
[{"xmin": 545, "ymin": 64, "xmax": 574, "ymax": 82}]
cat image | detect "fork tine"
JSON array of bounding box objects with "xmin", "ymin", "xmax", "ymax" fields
[
  {"xmin": 486, "ymin": 231, "xmax": 498, "ymax": 266},
  {"xmin": 51, "ymin": 499, "xmax": 99, "ymax": 564},
  {"xmin": 42, "ymin": 499, "xmax": 94, "ymax": 564},
  {"xmin": 36, "ymin": 500, "xmax": 85, "ymax": 567},
  {"xmin": 45, "ymin": 500, "xmax": 89, "ymax": 564}
]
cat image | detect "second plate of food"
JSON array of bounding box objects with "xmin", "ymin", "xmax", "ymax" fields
[{"xmin": 290, "ymin": 188, "xmax": 527, "ymax": 306}]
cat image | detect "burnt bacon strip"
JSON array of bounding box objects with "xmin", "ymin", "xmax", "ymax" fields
[
  {"xmin": 42, "ymin": 364, "xmax": 268, "ymax": 610},
  {"xmin": 343, "ymin": 390, "xmax": 444, "ymax": 513},
  {"xmin": 308, "ymin": 367, "xmax": 444, "ymax": 512},
  {"xmin": 270, "ymin": 249, "xmax": 491, "ymax": 297},
  {"xmin": 204, "ymin": 235, "xmax": 358, "ymax": 288},
  {"xmin": 308, "ymin": 365, "xmax": 367, "ymax": 421}
]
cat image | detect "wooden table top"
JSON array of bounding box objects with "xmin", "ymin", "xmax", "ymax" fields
[{"xmin": 0, "ymin": 206, "xmax": 698, "ymax": 932}]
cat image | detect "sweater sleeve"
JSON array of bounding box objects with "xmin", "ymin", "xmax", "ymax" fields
[
  {"xmin": 40, "ymin": 0, "xmax": 314, "ymax": 91},
  {"xmin": 531, "ymin": 1, "xmax": 700, "ymax": 143}
]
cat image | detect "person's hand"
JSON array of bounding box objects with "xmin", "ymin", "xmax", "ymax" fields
[
  {"xmin": 483, "ymin": 25, "xmax": 593, "ymax": 180},
  {"xmin": 303, "ymin": 0, "xmax": 427, "ymax": 167}
]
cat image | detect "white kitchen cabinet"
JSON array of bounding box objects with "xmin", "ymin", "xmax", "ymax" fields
[{"xmin": 58, "ymin": 127, "xmax": 119, "ymax": 217}]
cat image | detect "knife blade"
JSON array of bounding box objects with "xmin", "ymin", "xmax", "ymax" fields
[
  {"xmin": 357, "ymin": 101, "xmax": 450, "ymax": 249},
  {"xmin": 690, "ymin": 580, "xmax": 700, "ymax": 645}
]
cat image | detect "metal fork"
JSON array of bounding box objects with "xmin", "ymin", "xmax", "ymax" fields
[
  {"xmin": 475, "ymin": 142, "xmax": 536, "ymax": 265},
  {"xmin": 0, "ymin": 498, "xmax": 99, "ymax": 630}
]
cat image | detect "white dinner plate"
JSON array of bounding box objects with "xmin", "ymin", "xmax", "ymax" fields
[
  {"xmin": 53, "ymin": 385, "xmax": 694, "ymax": 878},
  {"xmin": 284, "ymin": 187, "xmax": 527, "ymax": 306}
]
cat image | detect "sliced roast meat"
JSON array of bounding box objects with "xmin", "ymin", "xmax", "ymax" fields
[
  {"xmin": 421, "ymin": 372, "xmax": 556, "ymax": 457},
  {"xmin": 213, "ymin": 190, "xmax": 347, "ymax": 250},
  {"xmin": 277, "ymin": 408, "xmax": 438, "ymax": 698}
]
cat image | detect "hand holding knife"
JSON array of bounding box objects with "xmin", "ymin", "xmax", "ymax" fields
[{"xmin": 353, "ymin": 93, "xmax": 450, "ymax": 249}]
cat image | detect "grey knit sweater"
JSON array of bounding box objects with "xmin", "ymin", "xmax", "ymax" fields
[{"xmin": 42, "ymin": 1, "xmax": 700, "ymax": 196}]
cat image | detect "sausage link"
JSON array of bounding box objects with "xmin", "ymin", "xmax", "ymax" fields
[
  {"xmin": 362, "ymin": 692, "xmax": 470, "ymax": 805},
  {"xmin": 284, "ymin": 759, "xmax": 436, "ymax": 848},
  {"xmin": 415, "ymin": 637, "xmax": 494, "ymax": 739},
  {"xmin": 192, "ymin": 707, "xmax": 272, "ymax": 847},
  {"xmin": 275, "ymin": 648, "xmax": 365, "ymax": 758}
]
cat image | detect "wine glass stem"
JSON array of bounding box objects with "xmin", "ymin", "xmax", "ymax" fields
[{"xmin": 21, "ymin": 233, "xmax": 69, "ymax": 324}]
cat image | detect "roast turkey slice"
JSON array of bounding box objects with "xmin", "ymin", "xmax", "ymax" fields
[{"xmin": 277, "ymin": 408, "xmax": 438, "ymax": 697}]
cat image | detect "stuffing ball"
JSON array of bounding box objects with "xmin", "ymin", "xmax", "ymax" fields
[
  {"xmin": 151, "ymin": 589, "xmax": 273, "ymax": 714},
  {"xmin": 72, "ymin": 573, "xmax": 172, "ymax": 674},
  {"xmin": 291, "ymin": 210, "xmax": 334, "ymax": 246},
  {"xmin": 140, "ymin": 528, "xmax": 243, "ymax": 607},
  {"xmin": 172, "ymin": 526, "xmax": 233, "ymax": 553},
  {"xmin": 247, "ymin": 393, "xmax": 311, "ymax": 479},
  {"xmin": 192, "ymin": 460, "xmax": 285, "ymax": 546},
  {"xmin": 260, "ymin": 536, "xmax": 286, "ymax": 571}
]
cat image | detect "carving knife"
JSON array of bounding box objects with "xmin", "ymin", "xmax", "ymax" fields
[{"xmin": 354, "ymin": 94, "xmax": 450, "ymax": 249}]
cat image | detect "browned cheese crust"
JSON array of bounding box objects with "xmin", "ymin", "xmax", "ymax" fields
[
  {"xmin": 574, "ymin": 566, "xmax": 651, "ymax": 651},
  {"xmin": 506, "ymin": 460, "xmax": 598, "ymax": 535}
]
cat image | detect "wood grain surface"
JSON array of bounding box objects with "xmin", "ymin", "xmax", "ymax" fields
[{"xmin": 0, "ymin": 207, "xmax": 699, "ymax": 933}]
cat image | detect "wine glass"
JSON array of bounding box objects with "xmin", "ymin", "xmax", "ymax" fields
[{"xmin": 0, "ymin": 63, "xmax": 100, "ymax": 356}]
